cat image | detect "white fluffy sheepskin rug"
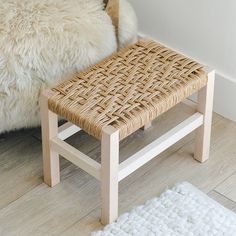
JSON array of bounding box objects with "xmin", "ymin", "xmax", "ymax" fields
[
  {"xmin": 0, "ymin": 0, "xmax": 137, "ymax": 133},
  {"xmin": 93, "ymin": 182, "xmax": 236, "ymax": 236}
]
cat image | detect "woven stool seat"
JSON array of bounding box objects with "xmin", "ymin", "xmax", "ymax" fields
[{"xmin": 48, "ymin": 39, "xmax": 208, "ymax": 140}]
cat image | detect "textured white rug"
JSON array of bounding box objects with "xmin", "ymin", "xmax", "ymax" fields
[{"xmin": 92, "ymin": 182, "xmax": 236, "ymax": 236}]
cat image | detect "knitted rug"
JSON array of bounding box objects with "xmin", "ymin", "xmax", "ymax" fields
[{"xmin": 92, "ymin": 182, "xmax": 236, "ymax": 236}]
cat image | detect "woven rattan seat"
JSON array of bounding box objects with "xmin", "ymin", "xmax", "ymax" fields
[{"xmin": 48, "ymin": 39, "xmax": 208, "ymax": 140}]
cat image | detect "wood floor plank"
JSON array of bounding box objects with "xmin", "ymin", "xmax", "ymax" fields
[
  {"xmin": 0, "ymin": 136, "xmax": 43, "ymax": 209},
  {"xmin": 0, "ymin": 178, "xmax": 100, "ymax": 236},
  {"xmin": 214, "ymin": 172, "xmax": 236, "ymax": 202},
  {"xmin": 0, "ymin": 128, "xmax": 37, "ymax": 156},
  {"xmin": 0, "ymin": 127, "xmax": 100, "ymax": 211},
  {"xmin": 208, "ymin": 191, "xmax": 236, "ymax": 213},
  {"xmin": 0, "ymin": 130, "xmax": 101, "ymax": 235},
  {"xmin": 60, "ymin": 209, "xmax": 102, "ymax": 236}
]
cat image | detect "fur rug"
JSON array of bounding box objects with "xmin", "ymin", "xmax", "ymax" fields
[{"xmin": 0, "ymin": 0, "xmax": 137, "ymax": 133}]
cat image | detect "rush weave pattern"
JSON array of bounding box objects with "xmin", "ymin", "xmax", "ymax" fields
[{"xmin": 48, "ymin": 39, "xmax": 208, "ymax": 140}]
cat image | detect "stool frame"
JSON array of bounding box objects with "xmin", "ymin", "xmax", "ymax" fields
[{"xmin": 40, "ymin": 69, "xmax": 215, "ymax": 225}]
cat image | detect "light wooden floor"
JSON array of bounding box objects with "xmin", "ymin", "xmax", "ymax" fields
[{"xmin": 0, "ymin": 103, "xmax": 236, "ymax": 236}]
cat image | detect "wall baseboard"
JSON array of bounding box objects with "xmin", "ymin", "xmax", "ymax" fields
[
  {"xmin": 138, "ymin": 33, "xmax": 236, "ymax": 122},
  {"xmin": 212, "ymin": 73, "xmax": 236, "ymax": 122},
  {"xmin": 189, "ymin": 73, "xmax": 236, "ymax": 122}
]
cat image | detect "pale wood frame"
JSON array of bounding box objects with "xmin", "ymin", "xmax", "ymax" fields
[
  {"xmin": 101, "ymin": 126, "xmax": 119, "ymax": 224},
  {"xmin": 40, "ymin": 70, "xmax": 215, "ymax": 225},
  {"xmin": 194, "ymin": 70, "xmax": 215, "ymax": 162},
  {"xmin": 41, "ymin": 91, "xmax": 60, "ymax": 187}
]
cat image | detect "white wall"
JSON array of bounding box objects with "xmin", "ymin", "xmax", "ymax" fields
[{"xmin": 130, "ymin": 0, "xmax": 236, "ymax": 122}]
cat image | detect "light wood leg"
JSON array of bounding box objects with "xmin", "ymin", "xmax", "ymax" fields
[
  {"xmin": 194, "ymin": 70, "xmax": 215, "ymax": 162},
  {"xmin": 101, "ymin": 126, "xmax": 119, "ymax": 225},
  {"xmin": 142, "ymin": 122, "xmax": 152, "ymax": 130},
  {"xmin": 40, "ymin": 91, "xmax": 60, "ymax": 187}
]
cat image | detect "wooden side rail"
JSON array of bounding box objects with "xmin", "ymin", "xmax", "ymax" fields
[
  {"xmin": 58, "ymin": 122, "xmax": 81, "ymax": 140},
  {"xmin": 118, "ymin": 112, "xmax": 203, "ymax": 181},
  {"xmin": 50, "ymin": 137, "xmax": 101, "ymax": 180}
]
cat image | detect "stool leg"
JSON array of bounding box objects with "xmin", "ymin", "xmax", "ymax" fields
[
  {"xmin": 194, "ymin": 71, "xmax": 215, "ymax": 163},
  {"xmin": 40, "ymin": 91, "xmax": 60, "ymax": 187},
  {"xmin": 142, "ymin": 122, "xmax": 152, "ymax": 130},
  {"xmin": 101, "ymin": 126, "xmax": 119, "ymax": 225}
]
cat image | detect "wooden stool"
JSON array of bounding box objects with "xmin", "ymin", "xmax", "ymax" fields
[{"xmin": 40, "ymin": 39, "xmax": 215, "ymax": 225}]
